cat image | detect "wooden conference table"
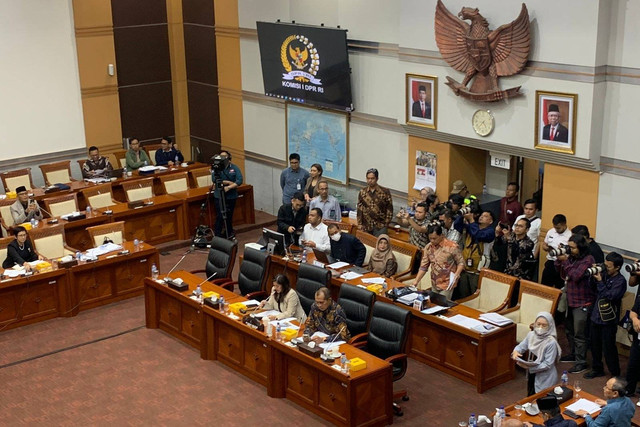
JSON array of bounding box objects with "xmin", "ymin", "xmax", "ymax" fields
[
  {"xmin": 265, "ymin": 253, "xmax": 516, "ymax": 393},
  {"xmin": 0, "ymin": 240, "xmax": 158, "ymax": 331},
  {"xmin": 144, "ymin": 270, "xmax": 394, "ymax": 427}
]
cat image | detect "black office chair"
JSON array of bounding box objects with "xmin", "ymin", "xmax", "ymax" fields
[
  {"xmin": 338, "ymin": 283, "xmax": 375, "ymax": 341},
  {"xmin": 190, "ymin": 236, "xmax": 238, "ymax": 284},
  {"xmin": 296, "ymin": 263, "xmax": 330, "ymax": 314},
  {"xmin": 352, "ymin": 301, "xmax": 411, "ymax": 416},
  {"xmin": 218, "ymin": 247, "xmax": 270, "ymax": 300}
]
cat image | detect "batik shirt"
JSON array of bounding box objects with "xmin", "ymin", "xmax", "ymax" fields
[
  {"xmin": 304, "ymin": 301, "xmax": 351, "ymax": 342},
  {"xmin": 419, "ymin": 238, "xmax": 465, "ymax": 290},
  {"xmin": 357, "ymin": 185, "xmax": 393, "ymax": 233}
]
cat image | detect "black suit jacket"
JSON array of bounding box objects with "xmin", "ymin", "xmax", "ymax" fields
[
  {"xmin": 276, "ymin": 204, "xmax": 308, "ymax": 245},
  {"xmin": 542, "ymin": 123, "xmax": 569, "ymax": 143},
  {"xmin": 329, "ymin": 233, "xmax": 366, "ymax": 267},
  {"xmin": 412, "ymin": 101, "xmax": 431, "ymax": 119}
]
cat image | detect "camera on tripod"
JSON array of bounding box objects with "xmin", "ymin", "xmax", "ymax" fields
[{"xmin": 210, "ymin": 155, "xmax": 229, "ymax": 173}]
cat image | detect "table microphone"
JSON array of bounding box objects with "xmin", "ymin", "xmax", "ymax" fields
[
  {"xmin": 162, "ymin": 245, "xmax": 195, "ymax": 282},
  {"xmin": 320, "ymin": 325, "xmax": 346, "ymax": 361},
  {"xmin": 194, "ymin": 272, "xmax": 217, "ymax": 288}
]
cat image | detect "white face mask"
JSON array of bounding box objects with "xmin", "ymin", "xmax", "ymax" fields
[
  {"xmin": 534, "ymin": 327, "xmax": 547, "ymax": 336},
  {"xmin": 330, "ymin": 233, "xmax": 341, "ymax": 242}
]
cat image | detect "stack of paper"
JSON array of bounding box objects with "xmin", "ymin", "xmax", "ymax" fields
[
  {"xmin": 361, "ymin": 277, "xmax": 385, "ymax": 284},
  {"xmin": 566, "ymin": 399, "xmax": 601, "ymax": 415},
  {"xmin": 340, "ymin": 271, "xmax": 363, "ymax": 281},
  {"xmin": 397, "ymin": 292, "xmax": 420, "ymax": 306},
  {"xmin": 479, "ymin": 312, "xmax": 514, "ymax": 326}
]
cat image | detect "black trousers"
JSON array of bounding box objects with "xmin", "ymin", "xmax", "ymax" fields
[
  {"xmin": 590, "ymin": 322, "xmax": 620, "ymax": 376},
  {"xmin": 541, "ymin": 259, "xmax": 564, "ymax": 289},
  {"xmin": 626, "ymin": 337, "xmax": 640, "ymax": 395},
  {"xmin": 214, "ymin": 197, "xmax": 236, "ymax": 237},
  {"xmin": 565, "ymin": 306, "xmax": 591, "ymax": 365}
]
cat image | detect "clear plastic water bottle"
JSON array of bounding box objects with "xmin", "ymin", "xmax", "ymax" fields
[
  {"xmin": 144, "ymin": 160, "xmax": 148, "ymax": 166},
  {"xmin": 276, "ymin": 322, "xmax": 282, "ymax": 342},
  {"xmin": 482, "ymin": 184, "xmax": 488, "ymax": 195},
  {"xmin": 219, "ymin": 296, "xmax": 225, "ymax": 313},
  {"xmin": 301, "ymin": 248, "xmax": 308, "ymax": 263},
  {"xmin": 30, "ymin": 218, "xmax": 35, "ymax": 228},
  {"xmin": 151, "ymin": 263, "xmax": 158, "ymax": 280},
  {"xmin": 75, "ymin": 251, "xmax": 82, "ymax": 261},
  {"xmin": 500, "ymin": 406, "xmax": 505, "ymax": 419},
  {"xmin": 468, "ymin": 414, "xmax": 477, "ymax": 427},
  {"xmin": 86, "ymin": 206, "xmax": 92, "ymax": 216},
  {"xmin": 123, "ymin": 166, "xmax": 127, "ymax": 176},
  {"xmin": 194, "ymin": 283, "xmax": 202, "ymax": 300},
  {"xmin": 561, "ymin": 370, "xmax": 569, "ymax": 387},
  {"xmin": 175, "ymin": 155, "xmax": 179, "ymax": 164},
  {"xmin": 134, "ymin": 238, "xmax": 139, "ymax": 249},
  {"xmin": 413, "ymin": 294, "xmax": 424, "ymax": 311},
  {"xmin": 340, "ymin": 353, "xmax": 348, "ymax": 370}
]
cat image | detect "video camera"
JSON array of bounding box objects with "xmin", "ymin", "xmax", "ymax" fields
[{"xmin": 210, "ymin": 155, "xmax": 229, "ymax": 173}]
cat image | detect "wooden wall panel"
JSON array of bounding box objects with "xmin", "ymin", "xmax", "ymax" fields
[
  {"xmin": 111, "ymin": 0, "xmax": 167, "ymax": 26},
  {"xmin": 167, "ymin": 0, "xmax": 190, "ymax": 159},
  {"xmin": 184, "ymin": 25, "xmax": 217, "ymax": 85},
  {"xmin": 187, "ymin": 82, "xmax": 220, "ymax": 142},
  {"xmin": 73, "ymin": 0, "xmax": 113, "ymax": 29},
  {"xmin": 450, "ymin": 145, "xmax": 487, "ymax": 197},
  {"xmin": 75, "ymin": 35, "xmax": 118, "ymax": 89},
  {"xmin": 113, "ymin": 26, "xmax": 172, "ymax": 87},
  {"xmin": 81, "ymin": 93, "xmax": 123, "ymax": 150},
  {"xmin": 183, "ymin": 0, "xmax": 214, "ymax": 26},
  {"xmin": 119, "ymin": 84, "xmax": 175, "ymax": 140},
  {"xmin": 408, "ymin": 136, "xmax": 452, "ymax": 200}
]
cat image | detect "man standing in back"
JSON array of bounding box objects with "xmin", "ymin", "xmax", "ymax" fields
[
  {"xmin": 280, "ymin": 153, "xmax": 309, "ymax": 206},
  {"xmin": 357, "ymin": 168, "xmax": 393, "ymax": 237},
  {"xmin": 309, "ymin": 180, "xmax": 341, "ymax": 222}
]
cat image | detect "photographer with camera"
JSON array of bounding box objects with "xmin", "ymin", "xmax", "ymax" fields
[
  {"xmin": 456, "ymin": 210, "xmax": 495, "ymax": 299},
  {"xmin": 396, "ymin": 202, "xmax": 429, "ymax": 249},
  {"xmin": 541, "ymin": 214, "xmax": 571, "ymax": 289},
  {"xmin": 211, "ymin": 150, "xmax": 243, "ymax": 239},
  {"xmin": 572, "ymin": 225, "xmax": 605, "ymax": 264},
  {"xmin": 496, "ymin": 217, "xmax": 536, "ymax": 280},
  {"xmin": 583, "ymin": 252, "xmax": 626, "ymax": 380},
  {"xmin": 555, "ymin": 234, "xmax": 595, "ymax": 374}
]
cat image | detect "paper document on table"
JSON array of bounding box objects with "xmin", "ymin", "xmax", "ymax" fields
[
  {"xmin": 328, "ymin": 261, "xmax": 349, "ymax": 269},
  {"xmin": 361, "ymin": 277, "xmax": 386, "ymax": 284},
  {"xmin": 421, "ymin": 305, "xmax": 447, "ymax": 315},
  {"xmin": 479, "ymin": 312, "xmax": 514, "ymax": 326},
  {"xmin": 319, "ymin": 341, "xmax": 346, "ymax": 350},
  {"xmin": 397, "ymin": 292, "xmax": 420, "ymax": 305},
  {"xmin": 85, "ymin": 243, "xmax": 123, "ymax": 258},
  {"xmin": 311, "ymin": 331, "xmax": 328, "ymax": 339},
  {"xmin": 444, "ymin": 314, "xmax": 485, "ymax": 330},
  {"xmin": 565, "ymin": 398, "xmax": 601, "ymax": 414},
  {"xmin": 253, "ymin": 310, "xmax": 279, "ymax": 318},
  {"xmin": 445, "ymin": 272, "xmax": 457, "ymax": 291},
  {"xmin": 270, "ymin": 318, "xmax": 299, "ymax": 330},
  {"xmin": 3, "ymin": 269, "xmax": 25, "ymax": 277},
  {"xmin": 340, "ymin": 271, "xmax": 363, "ymax": 281}
]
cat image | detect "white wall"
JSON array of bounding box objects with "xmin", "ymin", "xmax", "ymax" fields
[{"xmin": 0, "ymin": 0, "xmax": 85, "ymax": 161}]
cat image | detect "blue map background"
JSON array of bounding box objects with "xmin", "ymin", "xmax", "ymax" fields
[{"xmin": 287, "ymin": 104, "xmax": 348, "ymax": 184}]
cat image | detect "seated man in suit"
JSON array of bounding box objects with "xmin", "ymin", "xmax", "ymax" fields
[
  {"xmin": 82, "ymin": 146, "xmax": 113, "ymax": 178},
  {"xmin": 10, "ymin": 186, "xmax": 43, "ymax": 224},
  {"xmin": 276, "ymin": 191, "xmax": 307, "ymax": 246},
  {"xmin": 155, "ymin": 136, "xmax": 184, "ymax": 167},
  {"xmin": 327, "ymin": 223, "xmax": 366, "ymax": 267},
  {"xmin": 304, "ymin": 287, "xmax": 350, "ymax": 344}
]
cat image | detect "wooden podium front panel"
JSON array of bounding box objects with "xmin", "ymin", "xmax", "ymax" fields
[
  {"xmin": 158, "ymin": 292, "xmax": 182, "ymax": 334},
  {"xmin": 20, "ymin": 280, "xmax": 59, "ymax": 320},
  {"xmin": 285, "ymin": 357, "xmax": 317, "ymax": 406},
  {"xmin": 244, "ymin": 337, "xmax": 269, "ymax": 384},
  {"xmin": 73, "ymin": 268, "xmax": 113, "ymax": 308},
  {"xmin": 217, "ymin": 321, "xmax": 244, "ymax": 366},
  {"xmin": 0, "ymin": 289, "xmax": 19, "ymax": 324},
  {"xmin": 180, "ymin": 303, "xmax": 202, "ymax": 344},
  {"xmin": 114, "ymin": 257, "xmax": 151, "ymax": 295},
  {"xmin": 351, "ymin": 373, "xmax": 391, "ymax": 427},
  {"xmin": 318, "ymin": 375, "xmax": 348, "ymax": 423},
  {"xmin": 443, "ymin": 333, "xmax": 478, "ymax": 379},
  {"xmin": 409, "ymin": 318, "xmax": 444, "ymax": 364}
]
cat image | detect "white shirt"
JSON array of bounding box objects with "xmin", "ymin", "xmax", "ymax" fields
[
  {"xmin": 300, "ymin": 222, "xmax": 330, "ymax": 252},
  {"xmin": 513, "ymin": 214, "xmax": 541, "ymax": 255},
  {"xmin": 544, "ymin": 227, "xmax": 571, "ymax": 261}
]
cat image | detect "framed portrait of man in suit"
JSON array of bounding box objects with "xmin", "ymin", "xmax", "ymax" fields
[
  {"xmin": 406, "ymin": 74, "xmax": 437, "ymax": 129},
  {"xmin": 535, "ymin": 91, "xmax": 577, "ymax": 154}
]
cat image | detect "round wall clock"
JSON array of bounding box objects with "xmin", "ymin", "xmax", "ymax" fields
[{"xmin": 472, "ymin": 109, "xmax": 494, "ymax": 137}]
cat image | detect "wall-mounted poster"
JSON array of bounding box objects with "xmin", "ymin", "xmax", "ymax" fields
[
  {"xmin": 286, "ymin": 102, "xmax": 349, "ymax": 185},
  {"xmin": 406, "ymin": 74, "xmax": 437, "ymax": 129},
  {"xmin": 535, "ymin": 91, "xmax": 577, "ymax": 154},
  {"xmin": 413, "ymin": 150, "xmax": 437, "ymax": 191}
]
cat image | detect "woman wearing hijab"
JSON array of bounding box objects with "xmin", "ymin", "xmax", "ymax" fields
[
  {"xmin": 366, "ymin": 234, "xmax": 398, "ymax": 278},
  {"xmin": 511, "ymin": 311, "xmax": 562, "ymax": 395}
]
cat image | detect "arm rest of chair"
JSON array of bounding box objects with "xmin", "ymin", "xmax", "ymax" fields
[
  {"xmin": 394, "ymin": 272, "xmax": 416, "ymax": 283},
  {"xmin": 65, "ymin": 245, "xmax": 79, "ymax": 253},
  {"xmin": 348, "ymin": 332, "xmax": 369, "ymax": 346},
  {"xmin": 218, "ymin": 280, "xmax": 237, "ymax": 292},
  {"xmin": 488, "ymin": 300, "xmax": 510, "ymax": 313},
  {"xmin": 456, "ymin": 290, "xmax": 481, "ymax": 304},
  {"xmin": 391, "ymin": 267, "xmax": 412, "ymax": 280},
  {"xmin": 385, "ymin": 353, "xmax": 408, "ymax": 365},
  {"xmin": 189, "ymin": 269, "xmax": 206, "ymax": 275},
  {"xmin": 498, "ymin": 304, "xmax": 520, "ymax": 316},
  {"xmin": 211, "ymin": 278, "xmax": 231, "ymax": 285},
  {"xmin": 246, "ymin": 290, "xmax": 269, "ymax": 301}
]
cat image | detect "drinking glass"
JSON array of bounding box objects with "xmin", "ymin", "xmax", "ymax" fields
[
  {"xmin": 574, "ymin": 380, "xmax": 582, "ymax": 399},
  {"xmin": 514, "ymin": 404, "xmax": 523, "ymax": 419}
]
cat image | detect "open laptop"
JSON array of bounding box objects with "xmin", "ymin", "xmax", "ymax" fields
[
  {"xmin": 105, "ymin": 168, "xmax": 124, "ymax": 178},
  {"xmin": 312, "ymin": 248, "xmax": 335, "ymax": 265},
  {"xmin": 426, "ymin": 290, "xmax": 458, "ymax": 308}
]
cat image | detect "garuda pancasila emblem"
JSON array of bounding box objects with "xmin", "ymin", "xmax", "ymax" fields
[{"xmin": 435, "ymin": 0, "xmax": 530, "ymax": 102}]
